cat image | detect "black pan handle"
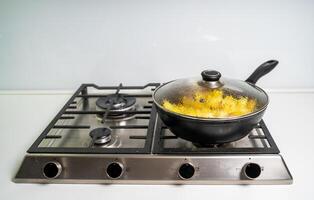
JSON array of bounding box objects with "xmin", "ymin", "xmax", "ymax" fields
[{"xmin": 245, "ymin": 60, "xmax": 278, "ymax": 84}]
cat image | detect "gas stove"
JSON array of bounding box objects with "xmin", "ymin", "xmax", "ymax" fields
[{"xmin": 14, "ymin": 83, "xmax": 293, "ymax": 184}]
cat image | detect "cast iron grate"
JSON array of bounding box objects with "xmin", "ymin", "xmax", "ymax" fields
[
  {"xmin": 152, "ymin": 118, "xmax": 280, "ymax": 154},
  {"xmin": 27, "ymin": 83, "xmax": 160, "ymax": 154}
]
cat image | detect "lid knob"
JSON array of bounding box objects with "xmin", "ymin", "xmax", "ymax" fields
[{"xmin": 201, "ymin": 70, "xmax": 221, "ymax": 81}]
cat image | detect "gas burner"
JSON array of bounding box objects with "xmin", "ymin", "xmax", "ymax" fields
[
  {"xmin": 94, "ymin": 133, "xmax": 121, "ymax": 148},
  {"xmin": 96, "ymin": 94, "xmax": 136, "ymax": 111},
  {"xmin": 96, "ymin": 94, "xmax": 136, "ymax": 120},
  {"xmin": 193, "ymin": 143, "xmax": 225, "ymax": 148},
  {"xmin": 89, "ymin": 127, "xmax": 112, "ymax": 145}
]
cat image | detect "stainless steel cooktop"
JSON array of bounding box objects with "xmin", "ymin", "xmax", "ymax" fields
[{"xmin": 14, "ymin": 83, "xmax": 293, "ymax": 184}]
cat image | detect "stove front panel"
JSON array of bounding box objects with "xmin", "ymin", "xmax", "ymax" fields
[{"xmin": 14, "ymin": 154, "xmax": 292, "ymax": 184}]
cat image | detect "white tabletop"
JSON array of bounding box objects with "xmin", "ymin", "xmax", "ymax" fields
[{"xmin": 0, "ymin": 91, "xmax": 313, "ymax": 200}]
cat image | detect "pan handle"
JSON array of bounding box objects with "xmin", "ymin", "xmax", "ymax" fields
[{"xmin": 245, "ymin": 60, "xmax": 278, "ymax": 84}]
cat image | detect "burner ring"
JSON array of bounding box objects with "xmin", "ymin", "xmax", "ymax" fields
[{"xmin": 96, "ymin": 94, "xmax": 137, "ymax": 120}]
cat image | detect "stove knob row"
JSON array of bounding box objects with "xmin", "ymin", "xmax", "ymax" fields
[
  {"xmin": 41, "ymin": 161, "xmax": 260, "ymax": 180},
  {"xmin": 42, "ymin": 161, "xmax": 62, "ymax": 179},
  {"xmin": 243, "ymin": 163, "xmax": 262, "ymax": 179},
  {"xmin": 106, "ymin": 162, "xmax": 124, "ymax": 179},
  {"xmin": 178, "ymin": 163, "xmax": 195, "ymax": 179}
]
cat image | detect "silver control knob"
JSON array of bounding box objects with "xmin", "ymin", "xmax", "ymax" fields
[
  {"xmin": 43, "ymin": 161, "xmax": 62, "ymax": 179},
  {"xmin": 178, "ymin": 163, "xmax": 195, "ymax": 179},
  {"xmin": 243, "ymin": 163, "xmax": 262, "ymax": 179},
  {"xmin": 106, "ymin": 162, "xmax": 124, "ymax": 179}
]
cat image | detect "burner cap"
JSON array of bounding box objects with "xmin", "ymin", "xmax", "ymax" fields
[
  {"xmin": 89, "ymin": 127, "xmax": 112, "ymax": 145},
  {"xmin": 96, "ymin": 94, "xmax": 136, "ymax": 111}
]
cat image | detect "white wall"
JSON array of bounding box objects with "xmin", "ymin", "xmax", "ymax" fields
[{"xmin": 0, "ymin": 0, "xmax": 313, "ymax": 90}]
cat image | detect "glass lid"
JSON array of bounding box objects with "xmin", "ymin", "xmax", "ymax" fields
[{"xmin": 153, "ymin": 70, "xmax": 268, "ymax": 119}]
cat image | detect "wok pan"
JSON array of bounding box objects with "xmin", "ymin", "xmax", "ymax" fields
[{"xmin": 153, "ymin": 60, "xmax": 278, "ymax": 145}]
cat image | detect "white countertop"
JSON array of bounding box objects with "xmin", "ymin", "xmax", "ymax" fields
[{"xmin": 0, "ymin": 91, "xmax": 313, "ymax": 200}]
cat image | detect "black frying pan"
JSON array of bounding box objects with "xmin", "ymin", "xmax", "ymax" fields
[{"xmin": 153, "ymin": 60, "xmax": 278, "ymax": 145}]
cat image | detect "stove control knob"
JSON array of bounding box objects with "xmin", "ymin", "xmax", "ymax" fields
[
  {"xmin": 243, "ymin": 163, "xmax": 262, "ymax": 179},
  {"xmin": 43, "ymin": 161, "xmax": 62, "ymax": 179},
  {"xmin": 178, "ymin": 163, "xmax": 195, "ymax": 179},
  {"xmin": 106, "ymin": 162, "xmax": 124, "ymax": 179}
]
